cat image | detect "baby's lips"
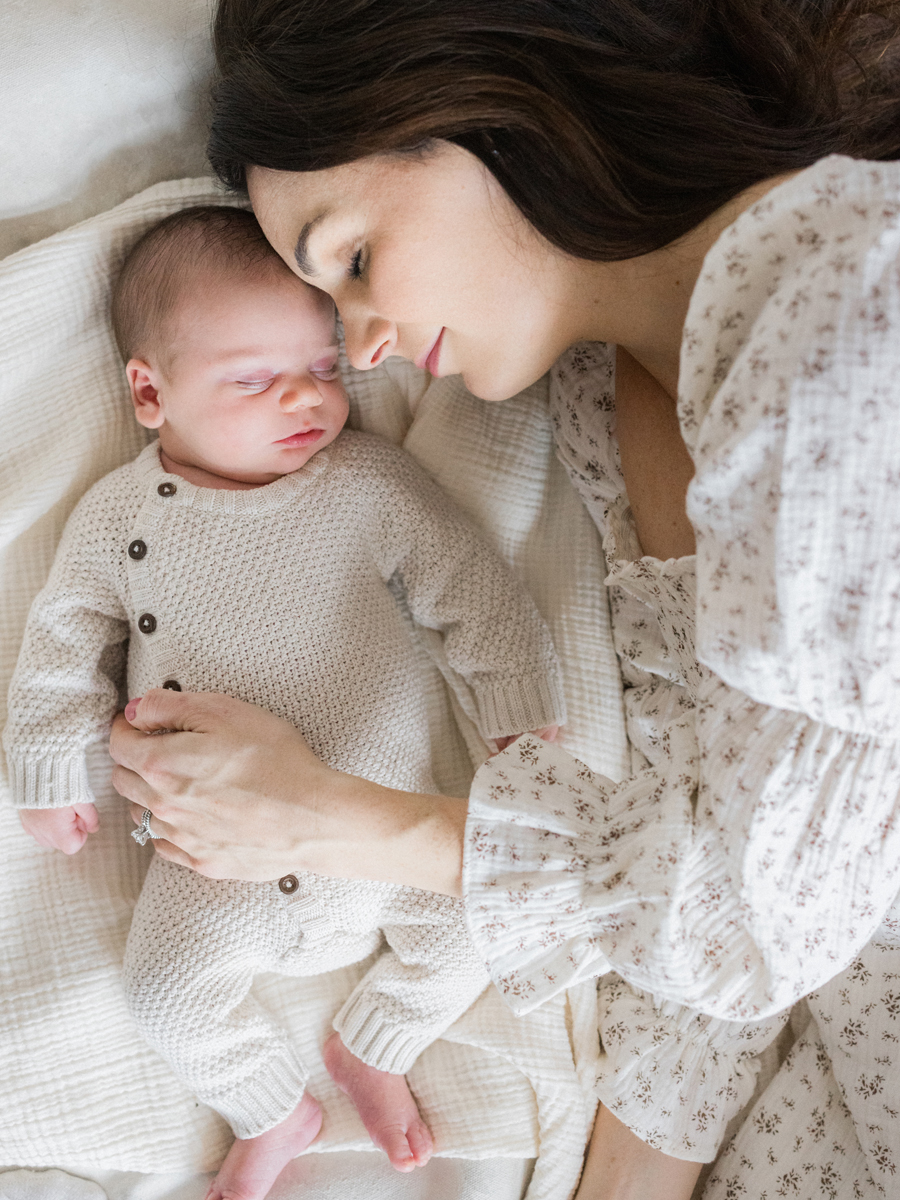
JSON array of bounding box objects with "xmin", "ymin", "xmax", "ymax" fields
[{"xmin": 124, "ymin": 697, "xmax": 142, "ymax": 722}]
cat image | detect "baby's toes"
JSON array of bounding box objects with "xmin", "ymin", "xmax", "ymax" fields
[
  {"xmin": 375, "ymin": 1123, "xmax": 419, "ymax": 1172},
  {"xmin": 406, "ymin": 1118, "xmax": 433, "ymax": 1167}
]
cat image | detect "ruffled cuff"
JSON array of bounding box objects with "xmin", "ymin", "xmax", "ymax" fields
[
  {"xmin": 594, "ymin": 976, "xmax": 789, "ymax": 1162},
  {"xmin": 5, "ymin": 753, "xmax": 95, "ymax": 809},
  {"xmin": 472, "ymin": 671, "xmax": 567, "ymax": 740},
  {"xmin": 463, "ymin": 734, "xmax": 668, "ymax": 1015}
]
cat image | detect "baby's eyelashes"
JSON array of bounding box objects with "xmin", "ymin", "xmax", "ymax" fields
[{"xmin": 235, "ymin": 378, "xmax": 274, "ymax": 391}]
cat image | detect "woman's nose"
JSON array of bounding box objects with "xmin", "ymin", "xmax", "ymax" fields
[
  {"xmin": 278, "ymin": 379, "xmax": 323, "ymax": 412},
  {"xmin": 341, "ymin": 312, "xmax": 397, "ymax": 371}
]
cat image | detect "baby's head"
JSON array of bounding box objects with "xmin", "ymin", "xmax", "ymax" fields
[{"xmin": 112, "ymin": 206, "xmax": 349, "ymax": 487}]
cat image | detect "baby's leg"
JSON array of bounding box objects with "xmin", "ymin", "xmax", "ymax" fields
[
  {"xmin": 322, "ymin": 1031, "xmax": 433, "ymax": 1172},
  {"xmin": 125, "ymin": 858, "xmax": 318, "ymax": 1200},
  {"xmin": 206, "ymin": 1092, "xmax": 322, "ymax": 1200}
]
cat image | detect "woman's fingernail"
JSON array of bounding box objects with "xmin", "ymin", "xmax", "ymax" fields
[{"xmin": 124, "ymin": 698, "xmax": 141, "ymax": 721}]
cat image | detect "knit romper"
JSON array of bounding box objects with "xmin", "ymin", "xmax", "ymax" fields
[{"xmin": 4, "ymin": 430, "xmax": 566, "ymax": 1139}]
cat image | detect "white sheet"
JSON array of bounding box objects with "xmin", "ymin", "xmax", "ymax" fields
[
  {"xmin": 0, "ymin": 178, "xmax": 628, "ymax": 1199},
  {"xmin": 0, "ymin": 1156, "xmax": 534, "ymax": 1200}
]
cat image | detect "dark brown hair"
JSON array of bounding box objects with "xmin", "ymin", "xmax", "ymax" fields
[
  {"xmin": 112, "ymin": 205, "xmax": 288, "ymax": 363},
  {"xmin": 208, "ymin": 0, "xmax": 900, "ymax": 261}
]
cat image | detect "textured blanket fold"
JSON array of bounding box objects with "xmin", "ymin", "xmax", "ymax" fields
[{"xmin": 0, "ymin": 179, "xmax": 628, "ymax": 1200}]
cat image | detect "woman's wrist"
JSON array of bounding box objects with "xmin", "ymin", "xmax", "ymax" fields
[{"xmin": 292, "ymin": 771, "xmax": 467, "ymax": 897}]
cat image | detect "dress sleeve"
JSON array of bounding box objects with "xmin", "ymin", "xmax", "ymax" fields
[
  {"xmin": 361, "ymin": 438, "xmax": 567, "ymax": 739},
  {"xmin": 463, "ymin": 686, "xmax": 900, "ymax": 1023},
  {"xmin": 464, "ymin": 162, "xmax": 900, "ymax": 1023},
  {"xmin": 2, "ymin": 476, "xmax": 130, "ymax": 807}
]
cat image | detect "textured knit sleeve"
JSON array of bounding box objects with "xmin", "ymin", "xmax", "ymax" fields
[
  {"xmin": 350, "ymin": 435, "xmax": 566, "ymax": 739},
  {"xmin": 332, "ymin": 888, "xmax": 490, "ymax": 1075},
  {"xmin": 2, "ymin": 469, "xmax": 133, "ymax": 808},
  {"xmin": 462, "ymin": 159, "xmax": 900, "ymax": 1023}
]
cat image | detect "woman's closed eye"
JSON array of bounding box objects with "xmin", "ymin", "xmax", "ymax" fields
[{"xmin": 348, "ymin": 248, "xmax": 365, "ymax": 281}]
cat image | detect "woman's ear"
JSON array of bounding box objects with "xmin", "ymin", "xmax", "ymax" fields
[{"xmin": 126, "ymin": 359, "xmax": 166, "ymax": 429}]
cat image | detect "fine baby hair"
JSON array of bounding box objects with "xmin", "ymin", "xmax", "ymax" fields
[{"xmin": 111, "ymin": 205, "xmax": 294, "ymax": 365}]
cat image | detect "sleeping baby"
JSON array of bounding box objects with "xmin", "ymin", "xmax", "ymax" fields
[{"xmin": 2, "ymin": 206, "xmax": 565, "ymax": 1200}]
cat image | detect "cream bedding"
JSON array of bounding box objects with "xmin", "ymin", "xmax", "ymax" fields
[{"xmin": 0, "ymin": 178, "xmax": 629, "ymax": 1199}]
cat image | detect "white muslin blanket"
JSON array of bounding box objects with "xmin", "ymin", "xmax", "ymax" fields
[{"xmin": 0, "ymin": 179, "xmax": 628, "ymax": 1199}]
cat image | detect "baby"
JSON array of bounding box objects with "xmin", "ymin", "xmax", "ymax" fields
[{"xmin": 3, "ymin": 206, "xmax": 565, "ymax": 1200}]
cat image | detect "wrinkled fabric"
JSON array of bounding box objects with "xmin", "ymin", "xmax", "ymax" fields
[{"xmin": 463, "ymin": 158, "xmax": 900, "ymax": 1162}]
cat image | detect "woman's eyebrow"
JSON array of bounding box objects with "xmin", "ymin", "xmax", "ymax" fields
[{"xmin": 294, "ymin": 211, "xmax": 330, "ymax": 276}]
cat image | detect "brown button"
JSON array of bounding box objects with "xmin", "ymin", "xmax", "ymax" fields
[
  {"xmin": 128, "ymin": 539, "xmax": 147, "ymax": 560},
  {"xmin": 157, "ymin": 481, "xmax": 177, "ymax": 497},
  {"xmin": 278, "ymin": 875, "xmax": 299, "ymax": 895},
  {"xmin": 138, "ymin": 613, "xmax": 157, "ymax": 634},
  {"xmin": 162, "ymin": 679, "xmax": 182, "ymax": 691}
]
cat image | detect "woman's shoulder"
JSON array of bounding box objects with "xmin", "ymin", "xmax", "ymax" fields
[
  {"xmin": 683, "ymin": 156, "xmax": 900, "ymax": 737},
  {"xmin": 680, "ymin": 155, "xmax": 900, "ymax": 453}
]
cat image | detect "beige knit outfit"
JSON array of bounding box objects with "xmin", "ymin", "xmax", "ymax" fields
[{"xmin": 4, "ymin": 430, "xmax": 565, "ymax": 1139}]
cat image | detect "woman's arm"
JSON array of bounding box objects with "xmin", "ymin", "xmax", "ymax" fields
[
  {"xmin": 109, "ymin": 689, "xmax": 467, "ymax": 892},
  {"xmin": 575, "ymin": 1107, "xmax": 701, "ymax": 1200}
]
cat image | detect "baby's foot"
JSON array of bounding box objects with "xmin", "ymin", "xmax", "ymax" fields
[
  {"xmin": 205, "ymin": 1092, "xmax": 322, "ymax": 1200},
  {"xmin": 323, "ymin": 1031, "xmax": 433, "ymax": 1172}
]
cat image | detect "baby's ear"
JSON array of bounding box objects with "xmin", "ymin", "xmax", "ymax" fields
[{"xmin": 126, "ymin": 359, "xmax": 165, "ymax": 429}]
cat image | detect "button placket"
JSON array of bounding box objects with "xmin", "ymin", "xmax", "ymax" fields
[{"xmin": 127, "ymin": 480, "xmax": 182, "ymax": 690}]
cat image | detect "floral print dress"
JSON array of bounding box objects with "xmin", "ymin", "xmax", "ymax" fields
[{"xmin": 462, "ymin": 156, "xmax": 900, "ymax": 1187}]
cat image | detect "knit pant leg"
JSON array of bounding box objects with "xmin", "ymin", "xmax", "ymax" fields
[{"xmin": 123, "ymin": 857, "xmax": 309, "ymax": 1139}]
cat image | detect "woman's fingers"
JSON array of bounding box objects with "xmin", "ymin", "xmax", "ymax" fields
[
  {"xmin": 105, "ymin": 688, "xmax": 463, "ymax": 890},
  {"xmin": 111, "ymin": 760, "xmax": 162, "ymax": 811}
]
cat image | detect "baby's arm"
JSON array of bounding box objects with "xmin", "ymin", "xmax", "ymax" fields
[
  {"xmin": 364, "ymin": 441, "xmax": 567, "ymax": 743},
  {"xmin": 19, "ymin": 805, "xmax": 99, "ymax": 854},
  {"xmin": 3, "ymin": 470, "xmax": 132, "ymax": 835}
]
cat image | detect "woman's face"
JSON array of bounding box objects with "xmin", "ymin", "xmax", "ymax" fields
[{"xmin": 248, "ymin": 142, "xmax": 586, "ymax": 402}]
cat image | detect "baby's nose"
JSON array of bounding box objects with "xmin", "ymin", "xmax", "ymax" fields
[{"xmin": 279, "ymin": 380, "xmax": 322, "ymax": 411}]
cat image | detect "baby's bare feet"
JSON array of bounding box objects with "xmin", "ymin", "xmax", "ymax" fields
[
  {"xmin": 323, "ymin": 1031, "xmax": 433, "ymax": 1172},
  {"xmin": 205, "ymin": 1092, "xmax": 322, "ymax": 1200}
]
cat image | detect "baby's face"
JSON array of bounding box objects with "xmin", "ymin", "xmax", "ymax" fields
[{"xmin": 130, "ymin": 268, "xmax": 350, "ymax": 485}]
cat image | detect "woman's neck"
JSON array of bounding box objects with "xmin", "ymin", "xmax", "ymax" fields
[{"xmin": 574, "ymin": 172, "xmax": 798, "ymax": 397}]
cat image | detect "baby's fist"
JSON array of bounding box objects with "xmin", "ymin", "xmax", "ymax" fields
[
  {"xmin": 491, "ymin": 725, "xmax": 560, "ymax": 754},
  {"xmin": 19, "ymin": 804, "xmax": 99, "ymax": 854}
]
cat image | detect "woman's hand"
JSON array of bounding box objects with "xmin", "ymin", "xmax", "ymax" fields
[{"xmin": 108, "ymin": 689, "xmax": 467, "ymax": 893}]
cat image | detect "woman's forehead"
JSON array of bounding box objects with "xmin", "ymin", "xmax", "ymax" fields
[{"xmin": 248, "ymin": 144, "xmax": 481, "ymax": 230}]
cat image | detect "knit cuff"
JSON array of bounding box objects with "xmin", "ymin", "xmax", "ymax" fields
[
  {"xmin": 473, "ymin": 671, "xmax": 567, "ymax": 740},
  {"xmin": 332, "ymin": 994, "xmax": 436, "ymax": 1076},
  {"xmin": 5, "ymin": 754, "xmax": 95, "ymax": 809},
  {"xmin": 208, "ymin": 1049, "xmax": 310, "ymax": 1141}
]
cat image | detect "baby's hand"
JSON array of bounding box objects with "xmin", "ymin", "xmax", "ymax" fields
[
  {"xmin": 491, "ymin": 725, "xmax": 560, "ymax": 754},
  {"xmin": 19, "ymin": 804, "xmax": 99, "ymax": 854}
]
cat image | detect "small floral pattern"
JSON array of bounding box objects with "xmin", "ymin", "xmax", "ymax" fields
[{"xmin": 462, "ymin": 156, "xmax": 900, "ymax": 1178}]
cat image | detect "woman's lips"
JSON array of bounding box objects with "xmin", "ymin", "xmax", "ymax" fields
[
  {"xmin": 418, "ymin": 328, "xmax": 445, "ymax": 376},
  {"xmin": 275, "ymin": 428, "xmax": 324, "ymax": 447}
]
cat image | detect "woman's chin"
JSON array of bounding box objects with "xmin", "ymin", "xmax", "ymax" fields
[{"xmin": 461, "ymin": 368, "xmax": 543, "ymax": 404}]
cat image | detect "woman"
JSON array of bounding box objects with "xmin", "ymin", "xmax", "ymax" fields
[{"xmin": 110, "ymin": 1, "xmax": 900, "ymax": 1196}]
